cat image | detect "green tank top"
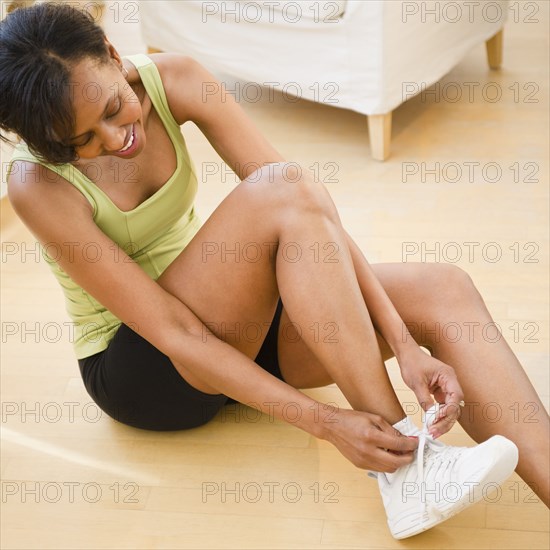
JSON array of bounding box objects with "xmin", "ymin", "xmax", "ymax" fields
[{"xmin": 6, "ymin": 53, "xmax": 202, "ymax": 359}]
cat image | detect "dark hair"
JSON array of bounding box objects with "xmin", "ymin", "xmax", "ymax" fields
[{"xmin": 0, "ymin": 2, "xmax": 111, "ymax": 165}]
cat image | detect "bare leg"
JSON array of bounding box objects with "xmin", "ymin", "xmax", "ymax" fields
[
  {"xmin": 277, "ymin": 260, "xmax": 550, "ymax": 507},
  {"xmin": 157, "ymin": 159, "xmax": 548, "ymax": 503},
  {"xmin": 156, "ymin": 164, "xmax": 405, "ymax": 426}
]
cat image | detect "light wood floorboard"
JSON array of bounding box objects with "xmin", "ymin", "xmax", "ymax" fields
[{"xmin": 1, "ymin": 1, "xmax": 548, "ymax": 548}]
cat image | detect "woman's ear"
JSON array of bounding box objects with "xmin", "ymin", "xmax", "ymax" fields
[{"xmin": 103, "ymin": 35, "xmax": 121, "ymax": 65}]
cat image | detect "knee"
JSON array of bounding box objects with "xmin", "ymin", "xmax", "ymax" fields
[
  {"xmin": 251, "ymin": 162, "xmax": 338, "ymax": 221},
  {"xmin": 427, "ymin": 263, "xmax": 482, "ymax": 307},
  {"xmin": 413, "ymin": 264, "xmax": 484, "ymax": 350}
]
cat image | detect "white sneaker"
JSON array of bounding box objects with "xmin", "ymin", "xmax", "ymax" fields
[{"xmin": 370, "ymin": 405, "xmax": 519, "ymax": 539}]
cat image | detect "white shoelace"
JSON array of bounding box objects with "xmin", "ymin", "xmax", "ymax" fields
[
  {"xmin": 417, "ymin": 404, "xmax": 465, "ymax": 521},
  {"xmin": 417, "ymin": 403, "xmax": 440, "ymax": 482},
  {"xmin": 418, "ymin": 403, "xmax": 443, "ymax": 521},
  {"xmin": 417, "ymin": 430, "xmax": 433, "ymax": 521}
]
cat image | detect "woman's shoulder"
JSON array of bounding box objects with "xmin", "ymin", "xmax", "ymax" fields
[
  {"xmin": 136, "ymin": 52, "xmax": 199, "ymax": 79},
  {"xmin": 126, "ymin": 53, "xmax": 212, "ymax": 126},
  {"xmin": 7, "ymin": 158, "xmax": 94, "ymax": 220}
]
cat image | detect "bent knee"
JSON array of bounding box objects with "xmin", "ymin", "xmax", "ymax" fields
[
  {"xmin": 250, "ymin": 162, "xmax": 337, "ymax": 220},
  {"xmin": 425, "ymin": 263, "xmax": 479, "ymax": 303}
]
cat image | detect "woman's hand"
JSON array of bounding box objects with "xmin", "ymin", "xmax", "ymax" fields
[
  {"xmin": 322, "ymin": 408, "xmax": 418, "ymax": 473},
  {"xmin": 398, "ymin": 347, "xmax": 465, "ymax": 438}
]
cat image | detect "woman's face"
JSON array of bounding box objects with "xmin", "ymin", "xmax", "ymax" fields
[{"xmin": 67, "ymin": 54, "xmax": 145, "ymax": 160}]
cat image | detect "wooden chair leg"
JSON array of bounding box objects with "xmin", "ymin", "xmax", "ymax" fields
[
  {"xmin": 147, "ymin": 46, "xmax": 164, "ymax": 54},
  {"xmin": 367, "ymin": 112, "xmax": 392, "ymax": 161},
  {"xmin": 486, "ymin": 29, "xmax": 503, "ymax": 70}
]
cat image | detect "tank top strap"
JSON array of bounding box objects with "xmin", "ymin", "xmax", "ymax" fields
[{"xmin": 123, "ymin": 53, "xmax": 182, "ymax": 137}]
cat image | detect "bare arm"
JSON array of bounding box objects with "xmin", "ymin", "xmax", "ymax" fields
[{"xmin": 154, "ymin": 53, "xmax": 286, "ymax": 180}]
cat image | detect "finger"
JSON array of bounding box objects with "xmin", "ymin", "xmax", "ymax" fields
[
  {"xmin": 371, "ymin": 430, "xmax": 419, "ymax": 454},
  {"xmin": 429, "ymin": 412, "xmax": 456, "ymax": 438},
  {"xmin": 415, "ymin": 386, "xmax": 435, "ymax": 412},
  {"xmin": 444, "ymin": 377, "xmax": 465, "ymax": 407},
  {"xmin": 428, "ymin": 368, "xmax": 463, "ymax": 416},
  {"xmin": 370, "ymin": 416, "xmax": 418, "ymax": 453},
  {"xmin": 438, "ymin": 380, "xmax": 465, "ymax": 423},
  {"xmin": 368, "ymin": 415, "xmax": 399, "ymax": 435},
  {"xmin": 433, "ymin": 386, "xmax": 447, "ymax": 405},
  {"xmin": 372, "ymin": 447, "xmax": 416, "ymax": 473},
  {"xmin": 430, "ymin": 399, "xmax": 465, "ymax": 438}
]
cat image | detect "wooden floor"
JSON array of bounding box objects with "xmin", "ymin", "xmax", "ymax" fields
[{"xmin": 1, "ymin": 1, "xmax": 549, "ymax": 548}]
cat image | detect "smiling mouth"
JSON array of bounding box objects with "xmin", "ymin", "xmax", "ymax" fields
[{"xmin": 118, "ymin": 125, "xmax": 135, "ymax": 153}]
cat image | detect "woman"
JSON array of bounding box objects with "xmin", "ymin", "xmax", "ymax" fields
[{"xmin": 1, "ymin": 2, "xmax": 547, "ymax": 539}]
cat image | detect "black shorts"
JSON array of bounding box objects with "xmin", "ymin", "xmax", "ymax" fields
[{"xmin": 78, "ymin": 299, "xmax": 284, "ymax": 431}]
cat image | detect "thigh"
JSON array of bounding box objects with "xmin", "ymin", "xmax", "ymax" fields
[
  {"xmin": 369, "ymin": 261, "xmax": 451, "ymax": 345},
  {"xmin": 157, "ymin": 165, "xmax": 293, "ymax": 363},
  {"xmin": 362, "ymin": 262, "xmax": 461, "ymax": 354}
]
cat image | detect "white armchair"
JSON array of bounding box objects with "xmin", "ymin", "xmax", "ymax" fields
[{"xmin": 140, "ymin": 0, "xmax": 508, "ymax": 160}]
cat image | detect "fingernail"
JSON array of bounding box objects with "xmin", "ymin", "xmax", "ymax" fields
[{"xmin": 408, "ymin": 436, "xmax": 418, "ymax": 439}]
